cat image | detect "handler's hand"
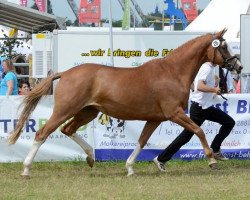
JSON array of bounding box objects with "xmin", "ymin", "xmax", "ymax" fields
[
  {"xmin": 213, "ymin": 87, "xmax": 221, "ymax": 99},
  {"xmin": 215, "ymin": 87, "xmax": 221, "ymax": 95}
]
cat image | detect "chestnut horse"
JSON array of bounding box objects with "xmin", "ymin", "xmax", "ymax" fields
[{"xmin": 9, "ymin": 29, "xmax": 242, "ymax": 177}]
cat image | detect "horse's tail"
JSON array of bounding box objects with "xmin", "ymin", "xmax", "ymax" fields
[{"xmin": 8, "ymin": 73, "xmax": 62, "ymax": 145}]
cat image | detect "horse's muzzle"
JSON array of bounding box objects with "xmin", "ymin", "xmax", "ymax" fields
[
  {"xmin": 237, "ymin": 65, "xmax": 243, "ymax": 74},
  {"xmin": 223, "ymin": 56, "xmax": 243, "ymax": 74}
]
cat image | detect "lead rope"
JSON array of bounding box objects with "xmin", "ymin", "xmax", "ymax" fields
[{"xmin": 212, "ymin": 34, "xmax": 228, "ymax": 101}]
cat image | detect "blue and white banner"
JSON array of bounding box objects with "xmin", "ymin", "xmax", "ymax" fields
[
  {"xmin": 93, "ymin": 94, "xmax": 250, "ymax": 161},
  {"xmin": 0, "ymin": 94, "xmax": 250, "ymax": 162}
]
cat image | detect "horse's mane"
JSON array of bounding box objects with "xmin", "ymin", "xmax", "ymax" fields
[
  {"xmin": 173, "ymin": 33, "xmax": 210, "ymax": 55},
  {"xmin": 143, "ymin": 33, "xmax": 211, "ymax": 67}
]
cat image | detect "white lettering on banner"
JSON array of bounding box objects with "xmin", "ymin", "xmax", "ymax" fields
[{"xmin": 1, "ymin": 94, "xmax": 250, "ymax": 162}]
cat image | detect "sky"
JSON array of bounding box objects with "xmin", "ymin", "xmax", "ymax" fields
[
  {"xmin": 8, "ymin": 0, "xmax": 211, "ymax": 21},
  {"xmin": 51, "ymin": 0, "xmax": 211, "ymax": 21}
]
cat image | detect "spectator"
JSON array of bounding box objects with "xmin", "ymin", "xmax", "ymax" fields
[
  {"xmin": 0, "ymin": 59, "xmax": 18, "ymax": 96},
  {"xmin": 231, "ymin": 71, "xmax": 240, "ymax": 92},
  {"xmin": 0, "ymin": 56, "xmax": 7, "ymax": 81},
  {"xmin": 18, "ymin": 79, "xmax": 31, "ymax": 95}
]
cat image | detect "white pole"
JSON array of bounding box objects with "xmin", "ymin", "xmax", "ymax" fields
[
  {"xmin": 108, "ymin": 0, "xmax": 114, "ymax": 66},
  {"xmin": 45, "ymin": 0, "xmax": 48, "ymax": 13}
]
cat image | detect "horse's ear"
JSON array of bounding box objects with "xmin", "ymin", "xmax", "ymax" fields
[{"xmin": 217, "ymin": 28, "xmax": 227, "ymax": 38}]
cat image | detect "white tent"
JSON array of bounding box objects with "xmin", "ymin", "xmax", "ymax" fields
[
  {"xmin": 185, "ymin": 0, "xmax": 250, "ymax": 54},
  {"xmin": 186, "ymin": 0, "xmax": 250, "ymax": 91}
]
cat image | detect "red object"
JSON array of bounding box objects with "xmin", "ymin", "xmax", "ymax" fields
[
  {"xmin": 20, "ymin": 0, "xmax": 27, "ymax": 7},
  {"xmin": 181, "ymin": 0, "xmax": 198, "ymax": 22},
  {"xmin": 35, "ymin": 0, "xmax": 46, "ymax": 12},
  {"xmin": 78, "ymin": 0, "xmax": 101, "ymax": 24},
  {"xmin": 236, "ymin": 80, "xmax": 241, "ymax": 94}
]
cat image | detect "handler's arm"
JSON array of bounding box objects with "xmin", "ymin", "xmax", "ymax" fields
[{"xmin": 197, "ymin": 80, "xmax": 220, "ymax": 94}]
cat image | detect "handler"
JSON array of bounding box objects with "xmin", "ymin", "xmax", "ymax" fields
[{"xmin": 153, "ymin": 62, "xmax": 235, "ymax": 172}]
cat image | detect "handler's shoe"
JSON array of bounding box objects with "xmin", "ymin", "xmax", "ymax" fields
[
  {"xmin": 153, "ymin": 156, "xmax": 166, "ymax": 172},
  {"xmin": 213, "ymin": 150, "xmax": 229, "ymax": 161}
]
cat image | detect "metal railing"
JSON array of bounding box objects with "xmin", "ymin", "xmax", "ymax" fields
[{"xmin": 13, "ymin": 62, "xmax": 29, "ymax": 78}]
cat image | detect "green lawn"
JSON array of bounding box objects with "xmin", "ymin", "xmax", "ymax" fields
[{"xmin": 1, "ymin": 160, "xmax": 250, "ymax": 200}]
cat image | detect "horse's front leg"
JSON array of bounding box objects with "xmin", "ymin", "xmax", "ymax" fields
[
  {"xmin": 126, "ymin": 121, "xmax": 160, "ymax": 176},
  {"xmin": 171, "ymin": 109, "xmax": 217, "ymax": 169}
]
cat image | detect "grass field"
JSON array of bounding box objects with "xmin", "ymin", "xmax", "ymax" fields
[{"xmin": 1, "ymin": 159, "xmax": 250, "ymax": 200}]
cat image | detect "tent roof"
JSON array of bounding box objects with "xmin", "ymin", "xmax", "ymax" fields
[
  {"xmin": 0, "ymin": 0, "xmax": 66, "ymax": 33},
  {"xmin": 185, "ymin": 0, "xmax": 250, "ymax": 40}
]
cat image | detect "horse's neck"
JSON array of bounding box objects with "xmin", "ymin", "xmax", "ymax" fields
[{"xmin": 162, "ymin": 35, "xmax": 211, "ymax": 85}]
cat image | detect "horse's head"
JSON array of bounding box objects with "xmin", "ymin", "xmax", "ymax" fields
[{"xmin": 207, "ymin": 28, "xmax": 243, "ymax": 74}]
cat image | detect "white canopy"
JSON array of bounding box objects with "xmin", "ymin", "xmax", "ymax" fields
[{"xmin": 186, "ymin": 0, "xmax": 250, "ymax": 41}]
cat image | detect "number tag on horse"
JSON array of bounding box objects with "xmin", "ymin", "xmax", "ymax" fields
[{"xmin": 212, "ymin": 39, "xmax": 220, "ymax": 48}]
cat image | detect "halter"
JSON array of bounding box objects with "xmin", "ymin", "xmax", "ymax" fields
[
  {"xmin": 211, "ymin": 34, "xmax": 238, "ymax": 71},
  {"xmin": 211, "ymin": 34, "xmax": 234, "ymax": 100}
]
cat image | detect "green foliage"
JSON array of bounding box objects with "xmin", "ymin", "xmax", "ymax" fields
[
  {"xmin": 0, "ymin": 32, "xmax": 23, "ymax": 59},
  {"xmin": 112, "ymin": 20, "xmax": 123, "ymax": 27}
]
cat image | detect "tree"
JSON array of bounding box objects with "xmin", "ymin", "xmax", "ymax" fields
[
  {"xmin": 65, "ymin": 19, "xmax": 73, "ymax": 26},
  {"xmin": 0, "ymin": 32, "xmax": 24, "ymax": 59}
]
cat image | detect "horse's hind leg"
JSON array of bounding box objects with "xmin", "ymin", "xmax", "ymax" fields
[
  {"xmin": 22, "ymin": 113, "xmax": 70, "ymax": 178},
  {"xmin": 126, "ymin": 121, "xmax": 160, "ymax": 176},
  {"xmin": 170, "ymin": 108, "xmax": 217, "ymax": 169},
  {"xmin": 61, "ymin": 107, "xmax": 99, "ymax": 168}
]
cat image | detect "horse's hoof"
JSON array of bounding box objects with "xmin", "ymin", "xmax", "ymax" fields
[
  {"xmin": 126, "ymin": 163, "xmax": 134, "ymax": 176},
  {"xmin": 209, "ymin": 162, "xmax": 219, "ymax": 170},
  {"xmin": 86, "ymin": 156, "xmax": 94, "ymax": 168},
  {"xmin": 127, "ymin": 171, "xmax": 135, "ymax": 177},
  {"xmin": 20, "ymin": 173, "xmax": 30, "ymax": 179}
]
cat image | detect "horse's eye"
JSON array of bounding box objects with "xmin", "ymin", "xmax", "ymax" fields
[{"xmin": 221, "ymin": 41, "xmax": 227, "ymax": 49}]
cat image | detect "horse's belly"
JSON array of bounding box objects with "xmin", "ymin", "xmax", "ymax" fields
[{"xmin": 93, "ymin": 102, "xmax": 165, "ymax": 121}]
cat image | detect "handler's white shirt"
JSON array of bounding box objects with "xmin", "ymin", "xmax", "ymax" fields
[{"xmin": 192, "ymin": 62, "xmax": 215, "ymax": 109}]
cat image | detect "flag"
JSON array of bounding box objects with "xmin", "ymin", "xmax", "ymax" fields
[
  {"xmin": 122, "ymin": 0, "xmax": 130, "ymax": 30},
  {"xmin": 78, "ymin": 0, "xmax": 101, "ymax": 24},
  {"xmin": 19, "ymin": 0, "xmax": 27, "ymax": 7},
  {"xmin": 181, "ymin": 0, "xmax": 198, "ymax": 22},
  {"xmin": 8, "ymin": 28, "xmax": 18, "ymax": 38},
  {"xmin": 9, "ymin": 0, "xmax": 28, "ymax": 38},
  {"xmin": 35, "ymin": 0, "xmax": 46, "ymax": 12}
]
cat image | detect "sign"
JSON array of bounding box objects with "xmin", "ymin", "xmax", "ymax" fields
[
  {"xmin": 51, "ymin": 30, "xmax": 205, "ymax": 72},
  {"xmin": 19, "ymin": 0, "xmax": 27, "ymax": 7},
  {"xmin": 1, "ymin": 95, "xmax": 250, "ymax": 162},
  {"xmin": 78, "ymin": 0, "xmax": 101, "ymax": 24},
  {"xmin": 181, "ymin": 0, "xmax": 198, "ymax": 21},
  {"xmin": 35, "ymin": 0, "xmax": 46, "ymax": 12}
]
